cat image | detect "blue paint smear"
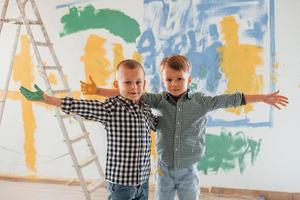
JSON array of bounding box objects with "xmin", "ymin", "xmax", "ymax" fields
[
  {"xmin": 188, "ymin": 26, "xmax": 223, "ymax": 93},
  {"xmin": 269, "ymin": 0, "xmax": 275, "ymax": 127},
  {"xmin": 207, "ymin": 116, "xmax": 271, "ymax": 127},
  {"xmin": 136, "ymin": 29, "xmax": 161, "ymax": 92},
  {"xmin": 144, "ymin": 0, "xmax": 162, "ymax": 4},
  {"xmin": 139, "ymin": 0, "xmax": 275, "ymax": 127},
  {"xmin": 245, "ymin": 15, "xmax": 268, "ymax": 42}
]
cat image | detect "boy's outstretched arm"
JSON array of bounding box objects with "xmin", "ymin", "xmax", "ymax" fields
[
  {"xmin": 20, "ymin": 84, "xmax": 61, "ymax": 107},
  {"xmin": 244, "ymin": 90, "xmax": 289, "ymax": 110},
  {"xmin": 80, "ymin": 76, "xmax": 119, "ymax": 97}
]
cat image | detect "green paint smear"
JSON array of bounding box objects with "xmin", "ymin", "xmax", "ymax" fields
[
  {"xmin": 60, "ymin": 5, "xmax": 141, "ymax": 43},
  {"xmin": 198, "ymin": 129, "xmax": 261, "ymax": 174}
]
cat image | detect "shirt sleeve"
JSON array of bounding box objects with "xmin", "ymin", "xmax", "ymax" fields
[
  {"xmin": 61, "ymin": 97, "xmax": 113, "ymax": 124},
  {"xmin": 148, "ymin": 112, "xmax": 159, "ymax": 131},
  {"xmin": 141, "ymin": 92, "xmax": 163, "ymax": 108},
  {"xmin": 194, "ymin": 92, "xmax": 244, "ymax": 112},
  {"xmin": 241, "ymin": 93, "xmax": 246, "ymax": 105}
]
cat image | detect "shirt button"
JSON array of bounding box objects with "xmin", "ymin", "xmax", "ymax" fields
[
  {"xmin": 175, "ymin": 148, "xmax": 178, "ymax": 152},
  {"xmin": 177, "ymin": 121, "xmax": 180, "ymax": 125},
  {"xmin": 178, "ymin": 108, "xmax": 181, "ymax": 111}
]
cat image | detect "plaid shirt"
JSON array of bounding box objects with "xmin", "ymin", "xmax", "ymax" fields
[{"xmin": 61, "ymin": 95, "xmax": 158, "ymax": 186}]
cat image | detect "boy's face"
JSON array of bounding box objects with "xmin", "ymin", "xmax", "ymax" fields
[
  {"xmin": 161, "ymin": 65, "xmax": 192, "ymax": 97},
  {"xmin": 114, "ymin": 66, "xmax": 145, "ymax": 103}
]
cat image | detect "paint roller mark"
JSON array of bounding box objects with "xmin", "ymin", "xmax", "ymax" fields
[
  {"xmin": 218, "ymin": 16, "xmax": 264, "ymax": 114},
  {"xmin": 12, "ymin": 35, "xmax": 37, "ymax": 173},
  {"xmin": 60, "ymin": 5, "xmax": 141, "ymax": 43},
  {"xmin": 198, "ymin": 129, "xmax": 261, "ymax": 174},
  {"xmin": 80, "ymin": 34, "xmax": 111, "ymax": 100}
]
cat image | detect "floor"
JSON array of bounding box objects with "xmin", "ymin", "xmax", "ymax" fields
[{"xmin": 0, "ymin": 180, "xmax": 257, "ymax": 200}]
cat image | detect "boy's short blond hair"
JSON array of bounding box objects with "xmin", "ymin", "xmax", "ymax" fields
[
  {"xmin": 160, "ymin": 55, "xmax": 192, "ymax": 73},
  {"xmin": 116, "ymin": 59, "xmax": 145, "ymax": 76}
]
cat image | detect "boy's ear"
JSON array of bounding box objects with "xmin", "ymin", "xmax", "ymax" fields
[
  {"xmin": 188, "ymin": 75, "xmax": 192, "ymax": 84},
  {"xmin": 113, "ymin": 80, "xmax": 119, "ymax": 89}
]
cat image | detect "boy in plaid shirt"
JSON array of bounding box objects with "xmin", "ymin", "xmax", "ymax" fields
[{"xmin": 20, "ymin": 59, "xmax": 158, "ymax": 200}]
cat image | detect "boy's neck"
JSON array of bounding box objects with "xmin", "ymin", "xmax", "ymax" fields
[
  {"xmin": 120, "ymin": 95, "xmax": 140, "ymax": 104},
  {"xmin": 168, "ymin": 91, "xmax": 187, "ymax": 102}
]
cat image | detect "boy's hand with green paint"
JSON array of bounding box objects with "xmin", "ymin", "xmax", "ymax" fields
[
  {"xmin": 20, "ymin": 84, "xmax": 44, "ymax": 101},
  {"xmin": 20, "ymin": 84, "xmax": 62, "ymax": 107}
]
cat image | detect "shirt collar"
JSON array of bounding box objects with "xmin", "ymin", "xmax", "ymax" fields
[
  {"xmin": 186, "ymin": 89, "xmax": 193, "ymax": 99},
  {"xmin": 116, "ymin": 95, "xmax": 145, "ymax": 108},
  {"xmin": 163, "ymin": 89, "xmax": 192, "ymax": 101}
]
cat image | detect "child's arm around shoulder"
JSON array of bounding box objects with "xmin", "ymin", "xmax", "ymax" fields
[
  {"xmin": 244, "ymin": 90, "xmax": 288, "ymax": 109},
  {"xmin": 80, "ymin": 76, "xmax": 119, "ymax": 97},
  {"xmin": 80, "ymin": 76, "xmax": 163, "ymax": 107}
]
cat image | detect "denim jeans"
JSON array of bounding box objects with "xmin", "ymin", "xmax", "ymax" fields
[
  {"xmin": 107, "ymin": 179, "xmax": 149, "ymax": 200},
  {"xmin": 155, "ymin": 160, "xmax": 200, "ymax": 200}
]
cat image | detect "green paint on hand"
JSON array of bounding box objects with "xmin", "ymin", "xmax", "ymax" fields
[
  {"xmin": 198, "ymin": 129, "xmax": 261, "ymax": 174},
  {"xmin": 60, "ymin": 5, "xmax": 141, "ymax": 43},
  {"xmin": 20, "ymin": 84, "xmax": 44, "ymax": 101}
]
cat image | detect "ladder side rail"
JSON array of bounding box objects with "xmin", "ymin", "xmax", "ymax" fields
[
  {"xmin": 75, "ymin": 116, "xmax": 105, "ymax": 177},
  {"xmin": 28, "ymin": 0, "xmax": 50, "ymax": 44},
  {"xmin": 0, "ymin": 24, "xmax": 21, "ymax": 126},
  {"xmin": 76, "ymin": 117, "xmax": 105, "ymax": 177},
  {"xmin": 0, "ymin": 0, "xmax": 9, "ymax": 33},
  {"xmin": 84, "ymin": 128, "xmax": 105, "ymax": 177}
]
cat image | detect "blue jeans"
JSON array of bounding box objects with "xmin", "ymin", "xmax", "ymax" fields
[
  {"xmin": 107, "ymin": 179, "xmax": 149, "ymax": 200},
  {"xmin": 156, "ymin": 160, "xmax": 200, "ymax": 200}
]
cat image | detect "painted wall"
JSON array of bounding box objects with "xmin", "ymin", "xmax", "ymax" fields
[{"xmin": 0, "ymin": 0, "xmax": 299, "ymax": 193}]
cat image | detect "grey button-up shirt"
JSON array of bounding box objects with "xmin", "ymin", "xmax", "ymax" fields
[{"xmin": 142, "ymin": 90, "xmax": 244, "ymax": 168}]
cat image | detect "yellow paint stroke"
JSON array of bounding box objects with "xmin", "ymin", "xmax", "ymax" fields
[
  {"xmin": 112, "ymin": 45, "xmax": 142, "ymax": 80},
  {"xmin": 150, "ymin": 131, "xmax": 157, "ymax": 175},
  {"xmin": 81, "ymin": 35, "xmax": 111, "ymax": 100},
  {"xmin": 132, "ymin": 51, "xmax": 142, "ymax": 63},
  {"xmin": 274, "ymin": 61, "xmax": 279, "ymax": 69},
  {"xmin": 112, "ymin": 43, "xmax": 124, "ymax": 80},
  {"xmin": 12, "ymin": 35, "xmax": 37, "ymax": 173},
  {"xmin": 218, "ymin": 16, "xmax": 264, "ymax": 114},
  {"xmin": 48, "ymin": 73, "xmax": 57, "ymax": 85}
]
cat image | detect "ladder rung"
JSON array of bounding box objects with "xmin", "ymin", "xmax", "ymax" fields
[
  {"xmin": 55, "ymin": 113, "xmax": 71, "ymax": 119},
  {"xmin": 43, "ymin": 65, "xmax": 61, "ymax": 70},
  {"xmin": 35, "ymin": 41, "xmax": 52, "ymax": 47},
  {"xmin": 22, "ymin": 0, "xmax": 29, "ymax": 6},
  {"xmin": 52, "ymin": 89, "xmax": 70, "ymax": 94},
  {"xmin": 69, "ymin": 132, "xmax": 89, "ymax": 143},
  {"xmin": 78, "ymin": 155, "xmax": 97, "ymax": 168},
  {"xmin": 87, "ymin": 179, "xmax": 105, "ymax": 193},
  {"xmin": 0, "ymin": 18, "xmax": 41, "ymax": 25}
]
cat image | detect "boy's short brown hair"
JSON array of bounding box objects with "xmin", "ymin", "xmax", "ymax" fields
[
  {"xmin": 116, "ymin": 59, "xmax": 145, "ymax": 76},
  {"xmin": 160, "ymin": 55, "xmax": 192, "ymax": 73}
]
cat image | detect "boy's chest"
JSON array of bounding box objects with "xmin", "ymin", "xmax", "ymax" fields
[{"xmin": 110, "ymin": 105, "xmax": 150, "ymax": 126}]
